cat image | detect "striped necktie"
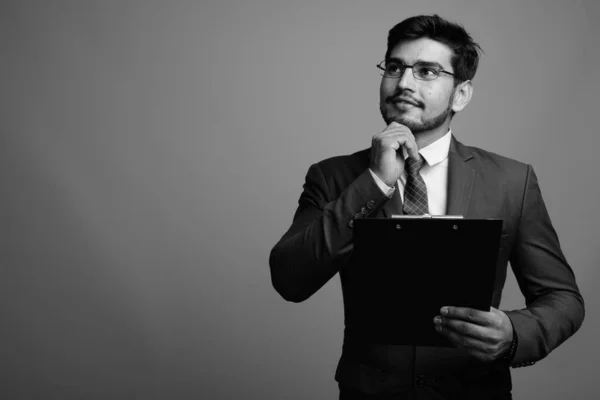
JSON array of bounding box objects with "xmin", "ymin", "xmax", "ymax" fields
[{"xmin": 402, "ymin": 155, "xmax": 429, "ymax": 215}]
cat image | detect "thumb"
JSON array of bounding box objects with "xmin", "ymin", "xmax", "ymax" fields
[{"xmin": 405, "ymin": 143, "xmax": 420, "ymax": 161}]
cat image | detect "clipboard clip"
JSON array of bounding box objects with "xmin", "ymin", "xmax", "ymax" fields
[{"xmin": 390, "ymin": 214, "xmax": 464, "ymax": 219}]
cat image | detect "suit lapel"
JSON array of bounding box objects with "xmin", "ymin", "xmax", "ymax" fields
[{"xmin": 446, "ymin": 136, "xmax": 476, "ymax": 216}]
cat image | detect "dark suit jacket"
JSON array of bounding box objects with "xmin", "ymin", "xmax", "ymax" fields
[{"xmin": 269, "ymin": 136, "xmax": 584, "ymax": 398}]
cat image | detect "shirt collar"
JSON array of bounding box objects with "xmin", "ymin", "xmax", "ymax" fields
[{"xmin": 402, "ymin": 129, "xmax": 452, "ymax": 167}]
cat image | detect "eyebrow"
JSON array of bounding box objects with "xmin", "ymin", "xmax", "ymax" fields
[{"xmin": 386, "ymin": 57, "xmax": 448, "ymax": 71}]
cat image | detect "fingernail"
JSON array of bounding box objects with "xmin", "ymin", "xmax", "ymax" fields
[
  {"xmin": 433, "ymin": 316, "xmax": 442, "ymax": 324},
  {"xmin": 441, "ymin": 307, "xmax": 448, "ymax": 315}
]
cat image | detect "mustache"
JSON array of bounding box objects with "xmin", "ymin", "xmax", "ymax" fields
[{"xmin": 385, "ymin": 93, "xmax": 423, "ymax": 108}]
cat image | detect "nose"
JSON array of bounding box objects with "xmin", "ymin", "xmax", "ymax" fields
[{"xmin": 397, "ymin": 66, "xmax": 416, "ymax": 91}]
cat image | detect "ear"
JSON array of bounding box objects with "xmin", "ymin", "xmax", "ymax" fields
[{"xmin": 451, "ymin": 80, "xmax": 473, "ymax": 113}]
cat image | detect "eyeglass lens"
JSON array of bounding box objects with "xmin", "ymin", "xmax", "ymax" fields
[{"xmin": 382, "ymin": 62, "xmax": 441, "ymax": 81}]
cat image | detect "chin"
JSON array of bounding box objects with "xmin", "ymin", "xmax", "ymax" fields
[
  {"xmin": 381, "ymin": 103, "xmax": 451, "ymax": 134},
  {"xmin": 384, "ymin": 111, "xmax": 424, "ymax": 132}
]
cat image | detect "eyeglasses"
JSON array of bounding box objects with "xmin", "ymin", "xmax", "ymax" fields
[{"xmin": 377, "ymin": 60, "xmax": 455, "ymax": 81}]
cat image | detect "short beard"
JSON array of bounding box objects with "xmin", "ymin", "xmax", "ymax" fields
[{"xmin": 380, "ymin": 92, "xmax": 454, "ymax": 134}]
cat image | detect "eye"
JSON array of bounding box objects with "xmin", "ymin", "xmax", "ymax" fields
[
  {"xmin": 385, "ymin": 62, "xmax": 402, "ymax": 74},
  {"xmin": 416, "ymin": 66, "xmax": 438, "ymax": 77}
]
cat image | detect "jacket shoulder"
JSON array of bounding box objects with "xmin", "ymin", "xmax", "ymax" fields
[
  {"xmin": 463, "ymin": 144, "xmax": 530, "ymax": 175},
  {"xmin": 301, "ymin": 148, "xmax": 371, "ymax": 199},
  {"xmin": 311, "ymin": 148, "xmax": 370, "ymax": 175}
]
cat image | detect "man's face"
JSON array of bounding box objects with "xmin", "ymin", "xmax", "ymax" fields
[{"xmin": 379, "ymin": 38, "xmax": 457, "ymax": 133}]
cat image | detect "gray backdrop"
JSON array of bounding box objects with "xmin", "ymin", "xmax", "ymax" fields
[{"xmin": 2, "ymin": 0, "xmax": 599, "ymax": 399}]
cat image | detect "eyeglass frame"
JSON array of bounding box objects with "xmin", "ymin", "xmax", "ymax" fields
[{"xmin": 376, "ymin": 60, "xmax": 455, "ymax": 81}]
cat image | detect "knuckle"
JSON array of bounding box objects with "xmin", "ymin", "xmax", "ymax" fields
[
  {"xmin": 461, "ymin": 323, "xmax": 470, "ymax": 334},
  {"xmin": 492, "ymin": 320, "xmax": 503, "ymax": 331},
  {"xmin": 495, "ymin": 316, "xmax": 505, "ymax": 327},
  {"xmin": 377, "ymin": 136, "xmax": 390, "ymax": 146},
  {"xmin": 491, "ymin": 343, "xmax": 501, "ymax": 355},
  {"xmin": 493, "ymin": 331, "xmax": 504, "ymax": 343},
  {"xmin": 466, "ymin": 308, "xmax": 474, "ymax": 320}
]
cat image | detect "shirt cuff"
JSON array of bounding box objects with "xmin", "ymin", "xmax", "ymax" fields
[{"xmin": 369, "ymin": 169, "xmax": 395, "ymax": 197}]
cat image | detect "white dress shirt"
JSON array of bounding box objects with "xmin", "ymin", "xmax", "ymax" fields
[{"xmin": 369, "ymin": 130, "xmax": 451, "ymax": 216}]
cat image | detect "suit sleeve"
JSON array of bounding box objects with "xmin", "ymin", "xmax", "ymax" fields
[
  {"xmin": 505, "ymin": 165, "xmax": 585, "ymax": 366},
  {"xmin": 269, "ymin": 163, "xmax": 390, "ymax": 302}
]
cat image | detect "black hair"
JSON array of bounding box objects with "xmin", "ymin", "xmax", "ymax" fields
[{"xmin": 385, "ymin": 14, "xmax": 483, "ymax": 84}]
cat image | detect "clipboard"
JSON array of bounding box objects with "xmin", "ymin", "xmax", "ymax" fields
[{"xmin": 349, "ymin": 216, "xmax": 503, "ymax": 347}]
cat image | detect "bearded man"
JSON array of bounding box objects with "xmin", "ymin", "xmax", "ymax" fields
[{"xmin": 269, "ymin": 14, "xmax": 584, "ymax": 400}]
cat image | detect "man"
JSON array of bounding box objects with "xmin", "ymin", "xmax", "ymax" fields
[{"xmin": 269, "ymin": 15, "xmax": 584, "ymax": 399}]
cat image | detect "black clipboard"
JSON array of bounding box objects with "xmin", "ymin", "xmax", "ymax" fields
[{"xmin": 350, "ymin": 216, "xmax": 502, "ymax": 347}]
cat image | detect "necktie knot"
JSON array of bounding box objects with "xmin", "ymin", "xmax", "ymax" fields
[{"xmin": 405, "ymin": 155, "xmax": 425, "ymax": 176}]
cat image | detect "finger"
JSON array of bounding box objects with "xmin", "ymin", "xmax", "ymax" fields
[
  {"xmin": 381, "ymin": 125, "xmax": 412, "ymax": 136},
  {"xmin": 437, "ymin": 316, "xmax": 495, "ymax": 343},
  {"xmin": 436, "ymin": 323, "xmax": 505, "ymax": 362},
  {"xmin": 435, "ymin": 324, "xmax": 490, "ymax": 353},
  {"xmin": 440, "ymin": 306, "xmax": 490, "ymax": 326},
  {"xmin": 381, "ymin": 122, "xmax": 412, "ymax": 136},
  {"xmin": 435, "ymin": 314, "xmax": 506, "ymax": 347},
  {"xmin": 378, "ymin": 135, "xmax": 411, "ymax": 152},
  {"xmin": 387, "ymin": 121, "xmax": 408, "ymax": 130},
  {"xmin": 380, "ymin": 129, "xmax": 419, "ymax": 160},
  {"xmin": 379, "ymin": 123, "xmax": 414, "ymax": 139},
  {"xmin": 378, "ymin": 129, "xmax": 412, "ymax": 140},
  {"xmin": 377, "ymin": 136, "xmax": 403, "ymax": 151},
  {"xmin": 434, "ymin": 315, "xmax": 482, "ymax": 339},
  {"xmin": 403, "ymin": 140, "xmax": 420, "ymax": 161},
  {"xmin": 378, "ymin": 132, "xmax": 418, "ymax": 158}
]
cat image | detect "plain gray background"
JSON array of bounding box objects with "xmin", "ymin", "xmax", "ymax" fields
[{"xmin": 2, "ymin": 0, "xmax": 599, "ymax": 399}]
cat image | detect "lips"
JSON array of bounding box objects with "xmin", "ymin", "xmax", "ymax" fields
[{"xmin": 393, "ymin": 97, "xmax": 420, "ymax": 107}]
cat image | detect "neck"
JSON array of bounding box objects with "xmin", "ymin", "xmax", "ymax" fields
[{"xmin": 414, "ymin": 121, "xmax": 451, "ymax": 149}]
